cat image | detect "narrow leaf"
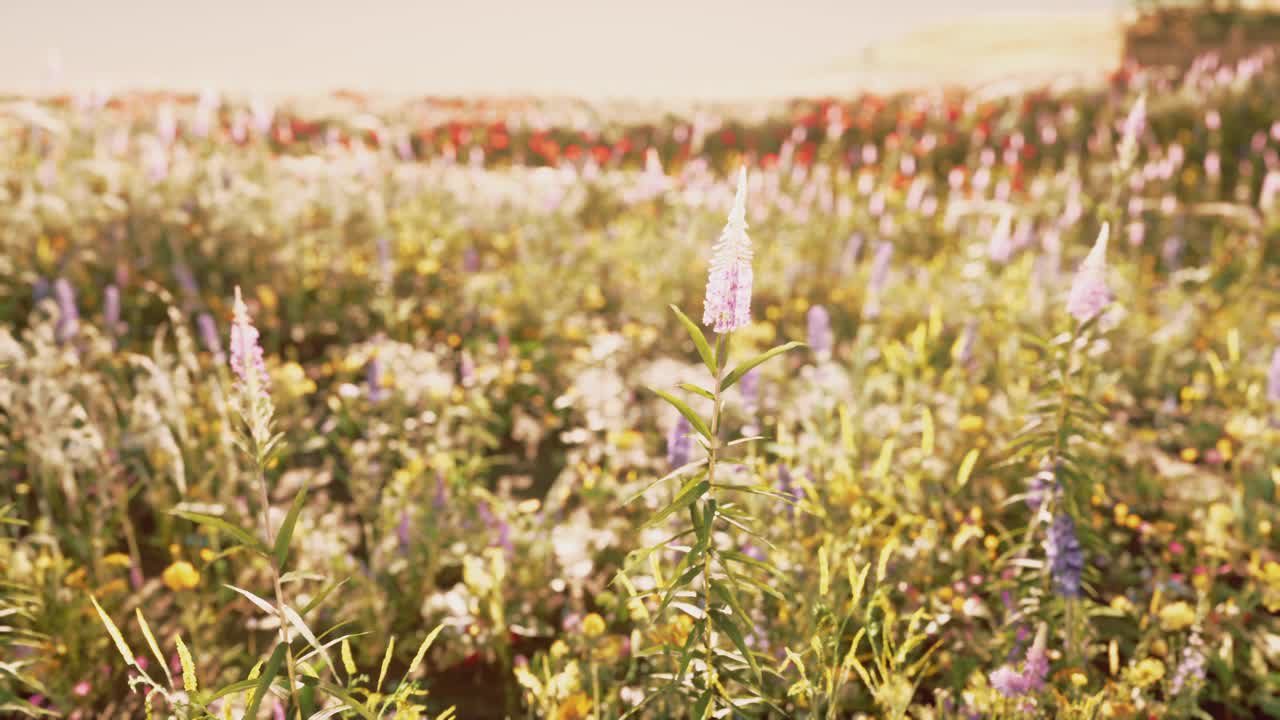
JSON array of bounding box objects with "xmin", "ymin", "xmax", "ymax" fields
[
  {"xmin": 641, "ymin": 479, "xmax": 711, "ymax": 530},
  {"xmin": 956, "ymin": 448, "xmax": 980, "ymax": 488},
  {"xmin": 88, "ymin": 595, "xmax": 134, "ymax": 665},
  {"xmin": 671, "ymin": 304, "xmax": 717, "ymax": 375},
  {"xmin": 245, "ymin": 643, "xmax": 288, "ymax": 720},
  {"xmin": 376, "ymin": 636, "xmax": 395, "ymax": 695},
  {"xmin": 175, "ymin": 634, "xmax": 197, "ymax": 692},
  {"xmin": 407, "ymin": 625, "xmax": 445, "ymax": 679},
  {"xmin": 650, "ymin": 388, "xmax": 713, "ymax": 441},
  {"xmin": 135, "ymin": 608, "xmax": 174, "ymax": 689},
  {"xmin": 720, "ymin": 342, "xmax": 804, "ymax": 391},
  {"xmin": 273, "ymin": 480, "xmax": 311, "ymax": 569},
  {"xmin": 170, "ymin": 510, "xmax": 268, "ymax": 556}
]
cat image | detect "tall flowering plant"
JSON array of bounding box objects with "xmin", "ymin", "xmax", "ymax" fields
[
  {"xmin": 620, "ymin": 168, "xmax": 802, "ymax": 715},
  {"xmin": 90, "ymin": 289, "xmax": 447, "ymax": 719},
  {"xmin": 1001, "ymin": 220, "xmax": 1115, "ymax": 692}
]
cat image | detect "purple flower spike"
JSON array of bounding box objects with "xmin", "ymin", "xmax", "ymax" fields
[
  {"xmin": 228, "ymin": 287, "xmax": 269, "ymax": 394},
  {"xmin": 1268, "ymin": 347, "xmax": 1280, "ymax": 403},
  {"xmin": 703, "ymin": 167, "xmax": 753, "ymax": 334},
  {"xmin": 54, "ymin": 278, "xmax": 79, "ymax": 343},
  {"xmin": 103, "ymin": 284, "xmax": 121, "ymax": 336},
  {"xmin": 1066, "ymin": 223, "xmax": 1112, "ymax": 324},
  {"xmin": 197, "ymin": 312, "xmax": 223, "ymax": 360},
  {"xmin": 807, "ymin": 305, "xmax": 833, "ymax": 358},
  {"xmin": 667, "ymin": 415, "xmax": 692, "ymax": 470},
  {"xmin": 990, "ymin": 624, "xmax": 1050, "ymax": 698},
  {"xmin": 1045, "ymin": 513, "xmax": 1085, "ymax": 598}
]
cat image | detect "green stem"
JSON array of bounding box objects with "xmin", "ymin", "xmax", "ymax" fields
[
  {"xmin": 256, "ymin": 467, "xmax": 304, "ymax": 719},
  {"xmin": 702, "ymin": 333, "xmax": 728, "ymax": 701}
]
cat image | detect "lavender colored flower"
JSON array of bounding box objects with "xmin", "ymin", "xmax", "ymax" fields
[
  {"xmin": 397, "ymin": 509, "xmax": 412, "ymax": 551},
  {"xmin": 196, "ymin": 312, "xmax": 223, "ymax": 359},
  {"xmin": 1026, "ymin": 459, "xmax": 1056, "ymax": 511},
  {"xmin": 33, "ymin": 277, "xmax": 51, "ymax": 303},
  {"xmin": 54, "ymin": 278, "xmax": 79, "ymax": 343},
  {"xmin": 1170, "ymin": 634, "xmax": 1206, "ymax": 696},
  {"xmin": 739, "ymin": 368, "xmax": 759, "ymax": 416},
  {"xmin": 987, "ymin": 212, "xmax": 1014, "ymax": 264},
  {"xmin": 459, "ymin": 351, "xmax": 476, "ymax": 387},
  {"xmin": 463, "ymin": 247, "xmax": 480, "ymax": 272},
  {"xmin": 1045, "ymin": 512, "xmax": 1085, "ymax": 598},
  {"xmin": 989, "ymin": 625, "xmax": 1049, "ymax": 697},
  {"xmin": 1119, "ymin": 94, "xmax": 1146, "ymax": 161},
  {"xmin": 702, "ymin": 167, "xmax": 753, "ymax": 333},
  {"xmin": 366, "ymin": 349, "xmax": 386, "ymax": 403},
  {"xmin": 192, "ymin": 89, "xmax": 218, "ymax": 138},
  {"xmin": 1268, "ymin": 347, "xmax": 1280, "ymax": 403},
  {"xmin": 103, "ymin": 284, "xmax": 120, "ymax": 336},
  {"xmin": 1162, "ymin": 235, "xmax": 1184, "ymax": 271},
  {"xmin": 869, "ymin": 241, "xmax": 893, "ymax": 295},
  {"xmin": 840, "ymin": 233, "xmax": 864, "ymax": 274},
  {"xmin": 250, "ymin": 97, "xmax": 274, "ymax": 137},
  {"xmin": 228, "ymin": 286, "xmax": 269, "ymax": 394},
  {"xmin": 807, "ymin": 305, "xmax": 833, "ymax": 358},
  {"xmin": 433, "ymin": 472, "xmax": 449, "ymax": 510},
  {"xmin": 1066, "ymin": 223, "xmax": 1112, "ymax": 323},
  {"xmin": 667, "ymin": 415, "xmax": 692, "ymax": 469},
  {"xmin": 173, "ymin": 262, "xmax": 199, "ymax": 298},
  {"xmin": 376, "ymin": 235, "xmax": 393, "ymax": 290}
]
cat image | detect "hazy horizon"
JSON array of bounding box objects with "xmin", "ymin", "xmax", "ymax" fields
[{"xmin": 1, "ymin": 1, "xmax": 1121, "ymax": 99}]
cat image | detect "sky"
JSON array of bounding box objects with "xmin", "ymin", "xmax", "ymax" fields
[{"xmin": 0, "ymin": 0, "xmax": 1121, "ymax": 99}]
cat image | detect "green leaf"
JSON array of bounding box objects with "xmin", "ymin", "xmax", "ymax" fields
[
  {"xmin": 670, "ymin": 304, "xmax": 717, "ymax": 375},
  {"xmin": 675, "ymin": 618, "xmax": 707, "ymax": 684},
  {"xmin": 649, "ymin": 388, "xmax": 713, "ymax": 442},
  {"xmin": 691, "ymin": 688, "xmax": 714, "ymax": 720},
  {"xmin": 300, "ymin": 578, "xmax": 347, "ymax": 617},
  {"xmin": 200, "ymin": 678, "xmax": 259, "ymax": 705},
  {"xmin": 226, "ymin": 584, "xmax": 335, "ymax": 675},
  {"xmin": 175, "ymin": 634, "xmax": 198, "ymax": 693},
  {"xmin": 88, "ymin": 595, "xmax": 135, "ymax": 666},
  {"xmin": 641, "ymin": 479, "xmax": 711, "ymax": 530},
  {"xmin": 712, "ymin": 612, "xmax": 762, "ymax": 682},
  {"xmin": 0, "ymin": 700, "xmax": 59, "ymax": 717},
  {"xmin": 135, "ymin": 608, "xmax": 174, "ymax": 689},
  {"xmin": 245, "ymin": 643, "xmax": 288, "ymax": 720},
  {"xmin": 273, "ymin": 480, "xmax": 311, "ymax": 569},
  {"xmin": 170, "ymin": 510, "xmax": 268, "ymax": 556},
  {"xmin": 311, "ymin": 681, "xmax": 378, "ymax": 720},
  {"xmin": 621, "ymin": 460, "xmax": 707, "ymax": 507},
  {"xmin": 406, "ymin": 625, "xmax": 445, "ymax": 679},
  {"xmin": 376, "ymin": 636, "xmax": 396, "ymax": 695},
  {"xmin": 678, "ymin": 383, "xmax": 716, "ymax": 402},
  {"xmin": 720, "ymin": 342, "xmax": 804, "ymax": 392}
]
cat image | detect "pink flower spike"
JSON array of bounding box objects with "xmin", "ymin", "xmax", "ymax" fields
[
  {"xmin": 229, "ymin": 286, "xmax": 269, "ymax": 394},
  {"xmin": 1066, "ymin": 223, "xmax": 1112, "ymax": 323},
  {"xmin": 702, "ymin": 167, "xmax": 754, "ymax": 334}
]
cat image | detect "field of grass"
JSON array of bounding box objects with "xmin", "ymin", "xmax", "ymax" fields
[{"xmin": 2, "ymin": 42, "xmax": 1280, "ymax": 720}]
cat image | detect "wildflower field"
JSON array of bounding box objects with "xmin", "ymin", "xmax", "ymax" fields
[{"xmin": 4, "ymin": 51, "xmax": 1280, "ymax": 720}]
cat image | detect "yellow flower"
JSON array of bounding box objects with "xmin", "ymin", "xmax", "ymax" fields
[
  {"xmin": 557, "ymin": 692, "xmax": 592, "ymax": 720},
  {"xmin": 1131, "ymin": 658, "xmax": 1165, "ymax": 687},
  {"xmin": 1180, "ymin": 447, "xmax": 1199, "ymax": 463},
  {"xmin": 1215, "ymin": 437, "xmax": 1233, "ymax": 463},
  {"xmin": 1159, "ymin": 601, "xmax": 1196, "ymax": 632},
  {"xmin": 1070, "ymin": 671, "xmax": 1088, "ymax": 687},
  {"xmin": 957, "ymin": 415, "xmax": 985, "ymax": 433},
  {"xmin": 103, "ymin": 552, "xmax": 133, "ymax": 568},
  {"xmin": 163, "ymin": 561, "xmax": 200, "ymax": 592},
  {"xmin": 549, "ymin": 639, "xmax": 569, "ymax": 660},
  {"xmin": 1259, "ymin": 561, "xmax": 1280, "ymax": 613},
  {"xmin": 582, "ymin": 613, "xmax": 606, "ymax": 639}
]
